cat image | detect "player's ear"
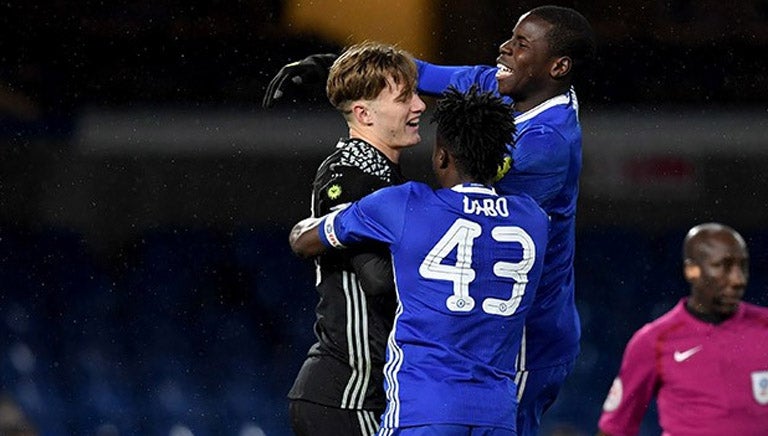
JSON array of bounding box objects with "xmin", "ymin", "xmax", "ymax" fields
[
  {"xmin": 351, "ymin": 101, "xmax": 374, "ymax": 126},
  {"xmin": 436, "ymin": 147, "xmax": 450, "ymax": 169},
  {"xmin": 550, "ymin": 56, "xmax": 571, "ymax": 79},
  {"xmin": 684, "ymin": 259, "xmax": 701, "ymax": 281}
]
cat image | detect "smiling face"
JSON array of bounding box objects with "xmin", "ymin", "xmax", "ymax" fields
[
  {"xmin": 361, "ymin": 77, "xmax": 426, "ymax": 156},
  {"xmin": 496, "ymin": 13, "xmax": 559, "ymax": 105},
  {"xmin": 326, "ymin": 41, "xmax": 424, "ymax": 161},
  {"xmin": 685, "ymin": 229, "xmax": 749, "ymax": 319}
]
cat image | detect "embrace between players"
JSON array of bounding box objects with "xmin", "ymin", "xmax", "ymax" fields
[{"xmin": 266, "ymin": 4, "xmax": 768, "ymax": 436}]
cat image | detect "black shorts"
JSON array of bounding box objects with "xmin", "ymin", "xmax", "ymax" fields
[{"xmin": 289, "ymin": 399, "xmax": 382, "ymax": 436}]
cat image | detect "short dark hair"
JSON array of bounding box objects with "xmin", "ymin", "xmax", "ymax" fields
[
  {"xmin": 529, "ymin": 5, "xmax": 595, "ymax": 71},
  {"xmin": 431, "ymin": 85, "xmax": 515, "ymax": 183}
]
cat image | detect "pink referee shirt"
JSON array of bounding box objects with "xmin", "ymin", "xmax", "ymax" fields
[{"xmin": 598, "ymin": 298, "xmax": 768, "ymax": 436}]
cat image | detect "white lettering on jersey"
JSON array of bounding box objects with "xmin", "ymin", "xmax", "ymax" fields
[
  {"xmin": 462, "ymin": 196, "xmax": 510, "ymax": 217},
  {"xmin": 419, "ymin": 218, "xmax": 535, "ymax": 317}
]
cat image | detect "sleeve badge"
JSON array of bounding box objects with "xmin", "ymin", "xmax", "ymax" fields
[{"xmin": 751, "ymin": 371, "xmax": 768, "ymax": 405}]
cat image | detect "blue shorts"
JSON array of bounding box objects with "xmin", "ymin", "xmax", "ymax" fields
[
  {"xmin": 378, "ymin": 424, "xmax": 515, "ymax": 436},
  {"xmin": 515, "ymin": 360, "xmax": 576, "ymax": 435}
]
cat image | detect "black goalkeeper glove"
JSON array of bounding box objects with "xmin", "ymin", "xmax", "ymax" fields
[{"xmin": 262, "ymin": 53, "xmax": 338, "ymax": 108}]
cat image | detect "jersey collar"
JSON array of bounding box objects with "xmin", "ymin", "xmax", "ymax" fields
[
  {"xmin": 515, "ymin": 87, "xmax": 575, "ymax": 124},
  {"xmin": 451, "ymin": 183, "xmax": 498, "ymax": 196},
  {"xmin": 678, "ymin": 297, "xmax": 746, "ymax": 326}
]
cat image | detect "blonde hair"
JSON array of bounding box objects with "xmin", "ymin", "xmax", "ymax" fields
[{"xmin": 326, "ymin": 41, "xmax": 418, "ymax": 113}]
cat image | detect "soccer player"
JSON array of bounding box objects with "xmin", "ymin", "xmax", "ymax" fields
[
  {"xmin": 263, "ymin": 7, "xmax": 596, "ymax": 434},
  {"xmin": 290, "ymin": 85, "xmax": 550, "ymax": 435},
  {"xmin": 597, "ymin": 223, "xmax": 768, "ymax": 436},
  {"xmin": 411, "ymin": 7, "xmax": 595, "ymax": 434},
  {"xmin": 286, "ymin": 42, "xmax": 426, "ymax": 436}
]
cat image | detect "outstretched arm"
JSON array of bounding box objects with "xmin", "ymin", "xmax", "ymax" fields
[
  {"xmin": 415, "ymin": 59, "xmax": 462, "ymax": 95},
  {"xmin": 415, "ymin": 59, "xmax": 500, "ymax": 96},
  {"xmin": 263, "ymin": 55, "xmax": 499, "ymax": 105}
]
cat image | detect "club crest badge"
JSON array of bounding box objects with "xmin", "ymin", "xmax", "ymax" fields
[
  {"xmin": 751, "ymin": 371, "xmax": 768, "ymax": 405},
  {"xmin": 327, "ymin": 184, "xmax": 342, "ymax": 200}
]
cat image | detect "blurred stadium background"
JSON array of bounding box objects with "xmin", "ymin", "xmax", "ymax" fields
[{"xmin": 1, "ymin": 0, "xmax": 767, "ymax": 435}]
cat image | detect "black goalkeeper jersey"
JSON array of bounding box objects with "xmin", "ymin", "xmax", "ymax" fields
[{"xmin": 288, "ymin": 138, "xmax": 405, "ymax": 411}]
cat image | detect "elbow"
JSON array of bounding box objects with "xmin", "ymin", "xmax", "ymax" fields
[
  {"xmin": 289, "ymin": 240, "xmax": 305, "ymax": 258},
  {"xmin": 289, "ymin": 233, "xmax": 312, "ymax": 259},
  {"xmin": 291, "ymin": 242, "xmax": 314, "ymax": 259},
  {"xmin": 288, "ymin": 223, "xmax": 312, "ymax": 258},
  {"xmin": 288, "ymin": 218, "xmax": 325, "ymax": 258}
]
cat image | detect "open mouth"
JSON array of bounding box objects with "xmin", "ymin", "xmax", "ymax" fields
[
  {"xmin": 495, "ymin": 63, "xmax": 513, "ymax": 79},
  {"xmin": 406, "ymin": 118, "xmax": 420, "ymax": 127}
]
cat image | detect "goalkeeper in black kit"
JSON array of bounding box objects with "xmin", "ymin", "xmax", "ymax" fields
[{"xmin": 278, "ymin": 42, "xmax": 426, "ymax": 436}]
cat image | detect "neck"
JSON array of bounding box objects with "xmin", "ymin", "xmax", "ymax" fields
[
  {"xmin": 441, "ymin": 174, "xmax": 485, "ymax": 189},
  {"xmin": 348, "ymin": 128, "xmax": 400, "ymax": 163},
  {"xmin": 685, "ymin": 299, "xmax": 732, "ymax": 325},
  {"xmin": 512, "ymin": 84, "xmax": 570, "ymax": 113}
]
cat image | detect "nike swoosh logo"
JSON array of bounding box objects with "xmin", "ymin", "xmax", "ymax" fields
[{"xmin": 673, "ymin": 346, "xmax": 703, "ymax": 362}]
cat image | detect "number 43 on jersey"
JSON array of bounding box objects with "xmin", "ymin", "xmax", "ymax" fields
[{"xmin": 419, "ymin": 218, "xmax": 536, "ymax": 317}]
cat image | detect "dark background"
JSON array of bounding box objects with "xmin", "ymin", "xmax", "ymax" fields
[{"xmin": 1, "ymin": 1, "xmax": 767, "ymax": 435}]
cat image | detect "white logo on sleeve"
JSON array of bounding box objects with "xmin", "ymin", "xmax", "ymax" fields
[
  {"xmin": 602, "ymin": 377, "xmax": 623, "ymax": 412},
  {"xmin": 751, "ymin": 371, "xmax": 768, "ymax": 405},
  {"xmin": 673, "ymin": 345, "xmax": 702, "ymax": 362}
]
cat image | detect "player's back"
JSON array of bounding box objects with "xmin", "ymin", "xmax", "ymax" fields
[
  {"xmin": 414, "ymin": 60, "xmax": 583, "ymax": 366},
  {"xmin": 379, "ymin": 182, "xmax": 549, "ymax": 429}
]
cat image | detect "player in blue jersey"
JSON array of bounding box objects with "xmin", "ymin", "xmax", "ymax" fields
[
  {"xmin": 289, "ymin": 86, "xmax": 549, "ymax": 435},
  {"xmin": 408, "ymin": 8, "xmax": 595, "ymax": 434},
  {"xmin": 264, "ymin": 7, "xmax": 595, "ymax": 434},
  {"xmin": 412, "ymin": 6, "xmax": 595, "ymax": 431}
]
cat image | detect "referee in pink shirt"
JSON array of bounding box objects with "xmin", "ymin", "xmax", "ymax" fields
[{"xmin": 597, "ymin": 222, "xmax": 768, "ymax": 436}]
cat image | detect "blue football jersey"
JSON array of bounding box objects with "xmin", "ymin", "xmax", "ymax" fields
[
  {"xmin": 416, "ymin": 60, "xmax": 582, "ymax": 367},
  {"xmin": 318, "ymin": 182, "xmax": 549, "ymax": 429}
]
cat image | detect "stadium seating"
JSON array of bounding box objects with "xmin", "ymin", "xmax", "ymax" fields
[{"xmin": 1, "ymin": 224, "xmax": 763, "ymax": 435}]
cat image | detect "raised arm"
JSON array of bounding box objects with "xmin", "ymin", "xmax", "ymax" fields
[
  {"xmin": 414, "ymin": 59, "xmax": 462, "ymax": 95},
  {"xmin": 262, "ymin": 55, "xmax": 500, "ymax": 104},
  {"xmin": 415, "ymin": 59, "xmax": 500, "ymax": 96}
]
